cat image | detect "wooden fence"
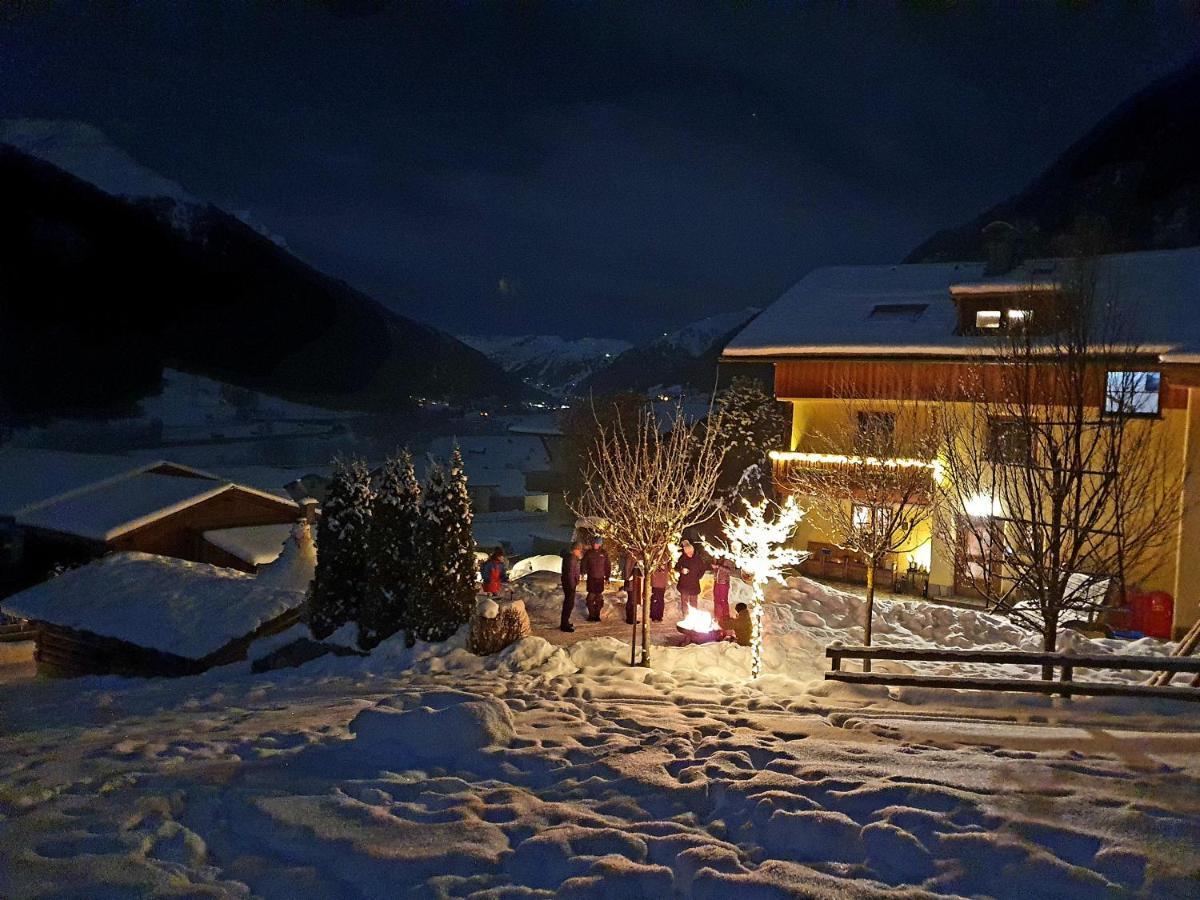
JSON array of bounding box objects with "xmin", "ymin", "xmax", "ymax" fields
[{"xmin": 826, "ymin": 644, "xmax": 1200, "ymax": 702}]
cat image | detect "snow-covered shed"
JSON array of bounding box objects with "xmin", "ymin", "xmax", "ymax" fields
[
  {"xmin": 2, "ymin": 552, "xmax": 308, "ymax": 677},
  {"xmin": 0, "ymin": 449, "xmax": 304, "ymax": 584}
]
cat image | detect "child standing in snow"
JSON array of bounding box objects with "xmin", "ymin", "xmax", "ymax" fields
[
  {"xmin": 624, "ymin": 560, "xmax": 644, "ymax": 625},
  {"xmin": 711, "ymin": 555, "xmax": 734, "ymax": 621},
  {"xmin": 480, "ymin": 547, "xmax": 508, "ymax": 596},
  {"xmin": 649, "ymin": 563, "xmax": 669, "ymax": 622},
  {"xmin": 581, "ymin": 535, "xmax": 611, "ymax": 621}
]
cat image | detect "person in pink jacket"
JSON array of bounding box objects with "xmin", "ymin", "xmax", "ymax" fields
[{"xmin": 711, "ymin": 554, "xmax": 735, "ymax": 621}]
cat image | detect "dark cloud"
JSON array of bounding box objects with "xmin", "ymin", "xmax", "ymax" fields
[{"xmin": 1, "ymin": 3, "xmax": 1197, "ymax": 338}]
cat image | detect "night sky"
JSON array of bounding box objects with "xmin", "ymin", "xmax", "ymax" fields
[{"xmin": 2, "ymin": 3, "xmax": 1198, "ymax": 340}]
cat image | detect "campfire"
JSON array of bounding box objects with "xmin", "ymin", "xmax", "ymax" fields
[{"xmin": 676, "ymin": 607, "xmax": 722, "ymax": 645}]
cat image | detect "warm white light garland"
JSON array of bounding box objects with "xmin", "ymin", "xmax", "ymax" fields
[{"xmin": 717, "ymin": 496, "xmax": 806, "ymax": 678}]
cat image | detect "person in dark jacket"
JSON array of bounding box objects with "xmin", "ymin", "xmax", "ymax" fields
[
  {"xmin": 582, "ymin": 535, "xmax": 611, "ymax": 621},
  {"xmin": 674, "ymin": 540, "xmax": 710, "ymax": 615},
  {"xmin": 560, "ymin": 541, "xmax": 584, "ymax": 632},
  {"xmin": 624, "ymin": 560, "xmax": 644, "ymax": 625},
  {"xmin": 649, "ymin": 562, "xmax": 670, "ymax": 622},
  {"xmin": 480, "ymin": 547, "xmax": 508, "ymax": 596},
  {"xmin": 719, "ymin": 602, "xmax": 752, "ymax": 647}
]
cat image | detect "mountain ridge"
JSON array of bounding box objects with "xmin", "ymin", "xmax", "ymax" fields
[
  {"xmin": 907, "ymin": 56, "xmax": 1200, "ymax": 262},
  {"xmin": 0, "ymin": 141, "xmax": 526, "ymax": 420}
]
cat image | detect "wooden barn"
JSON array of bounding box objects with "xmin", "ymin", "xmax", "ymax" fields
[
  {"xmin": 0, "ymin": 449, "xmax": 304, "ymax": 590},
  {"xmin": 1, "ymin": 552, "xmax": 308, "ymax": 678}
]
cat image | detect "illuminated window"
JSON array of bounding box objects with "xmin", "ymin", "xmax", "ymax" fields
[
  {"xmin": 1105, "ymin": 371, "xmax": 1161, "ymax": 416},
  {"xmin": 852, "ymin": 504, "xmax": 892, "ymax": 532},
  {"xmin": 975, "ymin": 310, "xmax": 1002, "ymax": 329}
]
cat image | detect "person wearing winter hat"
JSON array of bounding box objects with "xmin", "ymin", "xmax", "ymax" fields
[
  {"xmin": 674, "ymin": 539, "xmax": 710, "ymax": 615},
  {"xmin": 559, "ymin": 541, "xmax": 584, "ymax": 632}
]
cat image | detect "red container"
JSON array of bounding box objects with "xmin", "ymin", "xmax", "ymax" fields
[{"xmin": 1131, "ymin": 590, "xmax": 1174, "ymax": 640}]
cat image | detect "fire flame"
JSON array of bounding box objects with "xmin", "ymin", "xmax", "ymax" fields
[{"xmin": 677, "ymin": 607, "xmax": 719, "ymax": 633}]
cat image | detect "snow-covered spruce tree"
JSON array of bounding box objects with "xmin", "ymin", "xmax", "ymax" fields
[
  {"xmin": 714, "ymin": 376, "xmax": 791, "ymax": 507},
  {"xmin": 308, "ymin": 458, "xmax": 374, "ymax": 640},
  {"xmin": 410, "ymin": 448, "xmax": 477, "ymax": 642},
  {"xmin": 358, "ymin": 450, "xmax": 422, "ymax": 650}
]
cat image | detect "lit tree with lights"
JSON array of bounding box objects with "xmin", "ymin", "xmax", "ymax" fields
[
  {"xmin": 716, "ymin": 497, "xmax": 806, "ymax": 678},
  {"xmin": 571, "ymin": 402, "xmax": 726, "ymax": 666}
]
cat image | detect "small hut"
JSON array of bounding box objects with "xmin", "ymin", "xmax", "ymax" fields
[{"xmin": 1, "ymin": 552, "xmax": 308, "ymax": 678}]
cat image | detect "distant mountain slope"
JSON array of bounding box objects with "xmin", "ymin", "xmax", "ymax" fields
[
  {"xmin": 0, "ymin": 143, "xmax": 525, "ymax": 419},
  {"xmin": 579, "ymin": 308, "xmax": 760, "ymax": 397},
  {"xmin": 457, "ymin": 334, "xmax": 631, "ymax": 397},
  {"xmin": 907, "ymin": 56, "xmax": 1200, "ymax": 262}
]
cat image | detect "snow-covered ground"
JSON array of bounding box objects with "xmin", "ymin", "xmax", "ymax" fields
[{"xmin": 1, "ymin": 576, "xmax": 1198, "ymax": 897}]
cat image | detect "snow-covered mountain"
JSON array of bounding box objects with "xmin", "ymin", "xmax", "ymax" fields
[
  {"xmin": 0, "ymin": 141, "xmax": 528, "ymax": 418},
  {"xmin": 457, "ymin": 334, "xmax": 632, "ymax": 397},
  {"xmin": 579, "ymin": 307, "xmax": 761, "ymax": 397},
  {"xmin": 0, "ymin": 119, "xmax": 285, "ymax": 245}
]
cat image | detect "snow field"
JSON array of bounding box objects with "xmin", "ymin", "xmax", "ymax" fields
[{"xmin": 1, "ymin": 572, "xmax": 1198, "ymax": 896}]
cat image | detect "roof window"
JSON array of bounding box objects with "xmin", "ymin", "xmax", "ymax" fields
[{"xmin": 869, "ymin": 303, "xmax": 928, "ymax": 321}]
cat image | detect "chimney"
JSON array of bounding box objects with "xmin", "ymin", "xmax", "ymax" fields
[{"xmin": 298, "ymin": 497, "xmax": 319, "ymax": 523}]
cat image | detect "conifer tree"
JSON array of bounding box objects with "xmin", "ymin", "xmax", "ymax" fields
[
  {"xmin": 714, "ymin": 376, "xmax": 791, "ymax": 506},
  {"xmin": 358, "ymin": 450, "xmax": 422, "ymax": 649},
  {"xmin": 410, "ymin": 448, "xmax": 478, "ymax": 642},
  {"xmin": 308, "ymin": 457, "xmax": 373, "ymax": 639}
]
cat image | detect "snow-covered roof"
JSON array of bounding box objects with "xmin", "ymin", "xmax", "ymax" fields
[
  {"xmin": 203, "ymin": 523, "xmax": 294, "ymax": 566},
  {"xmin": 18, "ymin": 474, "xmax": 232, "ymax": 541},
  {"xmin": 1, "ymin": 552, "xmax": 306, "ymax": 659},
  {"xmin": 14, "ymin": 468, "xmax": 296, "ymax": 543},
  {"xmin": 724, "ymin": 247, "xmax": 1200, "ymax": 360},
  {"xmin": 0, "ymin": 448, "xmax": 217, "ymax": 519}
]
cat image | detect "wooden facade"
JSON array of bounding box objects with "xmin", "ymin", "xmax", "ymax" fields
[
  {"xmin": 774, "ymin": 358, "xmax": 1189, "ymax": 409},
  {"xmin": 107, "ymin": 487, "xmax": 300, "ymax": 571},
  {"xmin": 32, "ymin": 605, "xmax": 304, "ymax": 678}
]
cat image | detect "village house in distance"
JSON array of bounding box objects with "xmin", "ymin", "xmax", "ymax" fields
[{"xmin": 723, "ymin": 246, "xmax": 1200, "ymax": 639}]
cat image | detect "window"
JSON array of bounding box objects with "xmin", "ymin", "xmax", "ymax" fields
[
  {"xmin": 869, "ymin": 303, "xmax": 928, "ymax": 322},
  {"xmin": 975, "ymin": 310, "xmax": 1002, "ymax": 329},
  {"xmin": 987, "ymin": 419, "xmax": 1031, "ymax": 465},
  {"xmin": 1006, "ymin": 308, "xmax": 1032, "ymax": 331},
  {"xmin": 855, "ymin": 412, "xmax": 895, "ymax": 453},
  {"xmin": 852, "ymin": 504, "xmax": 892, "ymax": 533},
  {"xmin": 1105, "ymin": 371, "xmax": 1161, "ymax": 416}
]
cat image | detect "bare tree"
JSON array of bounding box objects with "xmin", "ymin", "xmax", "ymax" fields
[
  {"xmin": 935, "ymin": 259, "xmax": 1182, "ymax": 675},
  {"xmin": 784, "ymin": 386, "xmax": 941, "ymax": 670},
  {"xmin": 570, "ymin": 402, "xmax": 726, "ymax": 666}
]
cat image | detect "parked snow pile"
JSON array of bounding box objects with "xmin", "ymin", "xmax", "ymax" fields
[
  {"xmin": 467, "ymin": 596, "xmax": 532, "ymax": 656},
  {"xmin": 2, "ymin": 552, "xmax": 307, "ymax": 661},
  {"xmin": 350, "ymin": 690, "xmax": 516, "ymax": 768}
]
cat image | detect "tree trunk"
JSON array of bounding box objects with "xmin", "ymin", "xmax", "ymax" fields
[
  {"xmin": 639, "ymin": 554, "xmax": 652, "ymax": 667},
  {"xmin": 863, "ymin": 564, "xmax": 875, "ymax": 673},
  {"xmin": 1041, "ymin": 609, "xmax": 1058, "ymax": 681}
]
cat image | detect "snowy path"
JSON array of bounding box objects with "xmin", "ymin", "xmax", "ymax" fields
[{"xmin": 2, "ymin": 657, "xmax": 1199, "ymax": 898}]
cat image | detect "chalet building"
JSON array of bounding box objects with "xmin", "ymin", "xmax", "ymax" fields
[
  {"xmin": 0, "ymin": 449, "xmax": 305, "ymax": 591},
  {"xmin": 723, "ymin": 247, "xmax": 1200, "ymax": 637}
]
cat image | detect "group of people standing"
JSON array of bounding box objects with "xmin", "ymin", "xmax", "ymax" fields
[
  {"xmin": 479, "ymin": 538, "xmax": 750, "ymax": 645},
  {"xmin": 558, "ymin": 535, "xmax": 748, "ymax": 642}
]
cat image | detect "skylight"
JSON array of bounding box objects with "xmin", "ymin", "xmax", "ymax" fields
[{"xmin": 868, "ymin": 303, "xmax": 928, "ymax": 321}]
